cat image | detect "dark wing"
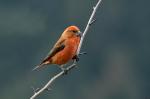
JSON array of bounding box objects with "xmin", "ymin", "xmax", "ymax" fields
[
  {"xmin": 41, "ymin": 39, "xmax": 65, "ymax": 64},
  {"xmin": 32, "ymin": 39, "xmax": 65, "ymax": 71}
]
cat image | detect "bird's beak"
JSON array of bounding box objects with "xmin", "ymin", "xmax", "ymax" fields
[{"xmin": 76, "ymin": 31, "xmax": 82, "ymax": 37}]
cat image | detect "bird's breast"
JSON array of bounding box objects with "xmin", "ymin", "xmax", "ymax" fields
[{"xmin": 52, "ymin": 37, "xmax": 80, "ymax": 65}]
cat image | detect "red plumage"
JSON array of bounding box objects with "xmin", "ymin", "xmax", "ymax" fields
[{"xmin": 33, "ymin": 26, "xmax": 81, "ymax": 70}]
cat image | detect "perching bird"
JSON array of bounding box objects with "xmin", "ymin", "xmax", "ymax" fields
[{"xmin": 33, "ymin": 26, "xmax": 81, "ymax": 71}]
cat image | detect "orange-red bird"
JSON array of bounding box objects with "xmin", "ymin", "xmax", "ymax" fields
[{"xmin": 33, "ymin": 26, "xmax": 81, "ymax": 70}]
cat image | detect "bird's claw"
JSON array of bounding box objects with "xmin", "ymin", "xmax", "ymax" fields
[
  {"xmin": 75, "ymin": 56, "xmax": 79, "ymax": 62},
  {"xmin": 74, "ymin": 52, "xmax": 87, "ymax": 62},
  {"xmin": 61, "ymin": 67, "xmax": 69, "ymax": 75},
  {"xmin": 72, "ymin": 55, "xmax": 80, "ymax": 62}
]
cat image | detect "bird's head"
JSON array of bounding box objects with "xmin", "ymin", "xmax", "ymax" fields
[{"xmin": 62, "ymin": 26, "xmax": 82, "ymax": 38}]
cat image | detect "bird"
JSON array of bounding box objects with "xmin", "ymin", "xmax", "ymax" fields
[{"xmin": 33, "ymin": 25, "xmax": 82, "ymax": 71}]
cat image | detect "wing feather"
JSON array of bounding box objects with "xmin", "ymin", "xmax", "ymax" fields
[
  {"xmin": 41, "ymin": 39, "xmax": 65, "ymax": 64},
  {"xmin": 33, "ymin": 38, "xmax": 66, "ymax": 71}
]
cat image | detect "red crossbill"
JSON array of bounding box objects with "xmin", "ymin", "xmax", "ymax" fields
[{"xmin": 33, "ymin": 26, "xmax": 81, "ymax": 71}]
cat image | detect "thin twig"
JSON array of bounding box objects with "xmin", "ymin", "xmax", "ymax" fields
[
  {"xmin": 30, "ymin": 62, "xmax": 76, "ymax": 99},
  {"xmin": 30, "ymin": 0, "xmax": 102, "ymax": 99},
  {"xmin": 76, "ymin": 0, "xmax": 102, "ymax": 55}
]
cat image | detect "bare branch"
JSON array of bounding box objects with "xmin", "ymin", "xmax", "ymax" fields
[
  {"xmin": 76, "ymin": 0, "xmax": 102, "ymax": 55},
  {"xmin": 30, "ymin": 0, "xmax": 102, "ymax": 99},
  {"xmin": 30, "ymin": 62, "xmax": 77, "ymax": 99}
]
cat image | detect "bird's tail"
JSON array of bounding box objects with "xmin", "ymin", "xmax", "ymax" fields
[
  {"xmin": 32, "ymin": 61, "xmax": 51, "ymax": 71},
  {"xmin": 32, "ymin": 63, "xmax": 44, "ymax": 71}
]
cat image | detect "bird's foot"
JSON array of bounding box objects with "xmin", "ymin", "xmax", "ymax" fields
[
  {"xmin": 72, "ymin": 55, "xmax": 80, "ymax": 62},
  {"xmin": 61, "ymin": 67, "xmax": 68, "ymax": 75},
  {"xmin": 72, "ymin": 52, "xmax": 87, "ymax": 62}
]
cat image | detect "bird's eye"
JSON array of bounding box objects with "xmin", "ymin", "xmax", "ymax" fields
[{"xmin": 72, "ymin": 30, "xmax": 77, "ymax": 33}]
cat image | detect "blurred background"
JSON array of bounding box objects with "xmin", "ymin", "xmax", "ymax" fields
[{"xmin": 0, "ymin": 0, "xmax": 150, "ymax": 99}]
